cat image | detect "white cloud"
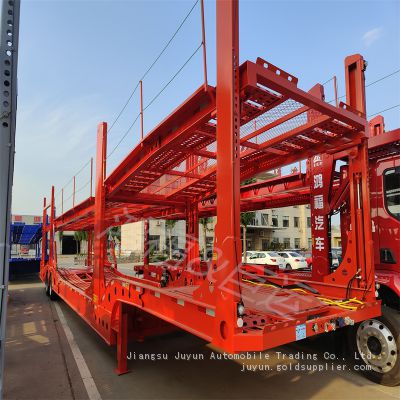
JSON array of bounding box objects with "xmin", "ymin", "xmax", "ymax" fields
[{"xmin": 362, "ymin": 27, "xmax": 383, "ymax": 47}]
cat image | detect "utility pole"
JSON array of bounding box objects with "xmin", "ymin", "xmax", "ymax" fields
[{"xmin": 0, "ymin": 0, "xmax": 20, "ymax": 396}]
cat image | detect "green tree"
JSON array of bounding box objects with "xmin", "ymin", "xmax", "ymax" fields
[
  {"xmin": 165, "ymin": 220, "xmax": 177, "ymax": 259},
  {"xmin": 240, "ymin": 177, "xmax": 256, "ymax": 263},
  {"xmin": 73, "ymin": 230, "xmax": 88, "ymax": 255},
  {"xmin": 241, "ymin": 211, "xmax": 255, "ymax": 263},
  {"xmin": 199, "ymin": 217, "xmax": 213, "ymax": 260},
  {"xmin": 109, "ymin": 226, "xmax": 121, "ymax": 257}
]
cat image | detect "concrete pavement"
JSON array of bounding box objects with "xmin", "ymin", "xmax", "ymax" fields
[{"xmin": 4, "ymin": 277, "xmax": 399, "ymax": 400}]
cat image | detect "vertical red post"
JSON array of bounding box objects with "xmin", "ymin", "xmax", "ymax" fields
[
  {"xmin": 200, "ymin": 0, "xmax": 208, "ymax": 90},
  {"xmin": 143, "ymin": 219, "xmax": 149, "ymax": 265},
  {"xmin": 49, "ymin": 186, "xmax": 55, "ymax": 268},
  {"xmin": 140, "ymin": 80, "xmax": 144, "ymax": 140},
  {"xmin": 212, "ymin": 0, "xmax": 241, "ymax": 349},
  {"xmin": 344, "ymin": 54, "xmax": 374, "ymax": 299},
  {"xmin": 92, "ymin": 122, "xmax": 107, "ymax": 304},
  {"xmin": 369, "ymin": 115, "xmax": 384, "ymax": 137},
  {"xmin": 310, "ymin": 153, "xmax": 334, "ymax": 280},
  {"xmin": 186, "ymin": 202, "xmax": 199, "ymax": 275},
  {"xmin": 345, "ymin": 54, "xmax": 367, "ymax": 115}
]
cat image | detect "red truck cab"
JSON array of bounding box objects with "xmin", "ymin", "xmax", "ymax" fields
[{"xmin": 369, "ymin": 119, "xmax": 400, "ymax": 309}]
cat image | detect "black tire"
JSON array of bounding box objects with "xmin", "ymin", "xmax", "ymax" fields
[
  {"xmin": 285, "ymin": 263, "xmax": 292, "ymax": 270},
  {"xmin": 48, "ymin": 276, "xmax": 58, "ymax": 301},
  {"xmin": 45, "ymin": 274, "xmax": 50, "ymax": 296},
  {"xmin": 347, "ymin": 306, "xmax": 400, "ymax": 386}
]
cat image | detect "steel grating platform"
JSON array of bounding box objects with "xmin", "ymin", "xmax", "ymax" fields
[{"xmin": 55, "ymin": 57, "xmax": 366, "ymax": 232}]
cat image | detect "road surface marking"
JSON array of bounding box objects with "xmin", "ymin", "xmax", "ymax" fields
[{"xmin": 54, "ymin": 302, "xmax": 102, "ymax": 400}]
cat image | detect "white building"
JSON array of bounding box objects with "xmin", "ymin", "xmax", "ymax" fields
[{"xmin": 121, "ymin": 204, "xmax": 311, "ymax": 255}]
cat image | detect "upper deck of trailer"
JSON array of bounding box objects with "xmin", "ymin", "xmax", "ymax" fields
[{"xmin": 55, "ymin": 57, "xmax": 367, "ymax": 231}]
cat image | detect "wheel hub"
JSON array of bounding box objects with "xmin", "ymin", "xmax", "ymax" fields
[{"xmin": 357, "ymin": 319, "xmax": 398, "ymax": 373}]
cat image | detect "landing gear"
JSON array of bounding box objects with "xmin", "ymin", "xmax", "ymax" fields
[{"xmin": 349, "ymin": 307, "xmax": 400, "ymax": 386}]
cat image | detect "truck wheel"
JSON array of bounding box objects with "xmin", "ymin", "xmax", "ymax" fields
[
  {"xmin": 48, "ymin": 277, "xmax": 58, "ymax": 301},
  {"xmin": 349, "ymin": 306, "xmax": 400, "ymax": 386},
  {"xmin": 45, "ymin": 275, "xmax": 50, "ymax": 296}
]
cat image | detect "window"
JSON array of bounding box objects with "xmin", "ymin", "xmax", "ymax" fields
[
  {"xmin": 380, "ymin": 248, "xmax": 396, "ymax": 264},
  {"xmin": 384, "ymin": 167, "xmax": 400, "ymax": 221},
  {"xmin": 166, "ymin": 236, "xmax": 178, "ymax": 250},
  {"xmin": 149, "ymin": 235, "xmax": 160, "ymax": 252},
  {"xmin": 294, "ymin": 217, "xmax": 300, "ymax": 228},
  {"xmin": 308, "ymin": 238, "xmax": 312, "ymax": 250},
  {"xmin": 294, "ymin": 238, "xmax": 300, "ymax": 248},
  {"xmin": 282, "ymin": 216, "xmax": 289, "ymax": 227},
  {"xmin": 307, "ymin": 217, "xmax": 311, "ymax": 228},
  {"xmin": 272, "ymin": 215, "xmax": 278, "ymax": 227},
  {"xmin": 283, "ymin": 238, "xmax": 290, "ymax": 248},
  {"xmin": 261, "ymin": 214, "xmax": 269, "ymax": 226}
]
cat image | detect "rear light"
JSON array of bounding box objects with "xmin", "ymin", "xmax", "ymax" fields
[
  {"xmin": 295, "ymin": 259, "xmax": 300, "ymax": 262},
  {"xmin": 270, "ymin": 258, "xmax": 276, "ymax": 262}
]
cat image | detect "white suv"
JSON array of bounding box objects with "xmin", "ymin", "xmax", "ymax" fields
[{"xmin": 278, "ymin": 251, "xmax": 308, "ymax": 270}]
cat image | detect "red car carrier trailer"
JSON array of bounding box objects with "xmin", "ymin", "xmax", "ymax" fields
[{"xmin": 40, "ymin": 0, "xmax": 394, "ymax": 386}]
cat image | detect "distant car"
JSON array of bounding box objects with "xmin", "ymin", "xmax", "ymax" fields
[
  {"xmin": 243, "ymin": 251, "xmax": 285, "ymax": 269},
  {"xmin": 242, "ymin": 251, "xmax": 256, "ymax": 263},
  {"xmin": 302, "ymin": 252, "xmax": 312, "ymax": 268},
  {"xmin": 278, "ymin": 251, "xmax": 308, "ymax": 270}
]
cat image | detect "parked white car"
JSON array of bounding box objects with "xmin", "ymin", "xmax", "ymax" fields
[
  {"xmin": 243, "ymin": 251, "xmax": 285, "ymax": 269},
  {"xmin": 277, "ymin": 251, "xmax": 308, "ymax": 270}
]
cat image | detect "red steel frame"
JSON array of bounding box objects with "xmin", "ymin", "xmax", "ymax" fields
[{"xmin": 40, "ymin": 0, "xmax": 380, "ymax": 374}]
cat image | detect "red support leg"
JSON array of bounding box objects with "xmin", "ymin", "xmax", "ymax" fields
[
  {"xmin": 115, "ymin": 303, "xmax": 129, "ymax": 375},
  {"xmin": 211, "ymin": 0, "xmax": 241, "ymax": 350}
]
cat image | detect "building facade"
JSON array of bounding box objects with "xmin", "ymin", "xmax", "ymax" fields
[{"xmin": 121, "ymin": 204, "xmax": 312, "ymax": 255}]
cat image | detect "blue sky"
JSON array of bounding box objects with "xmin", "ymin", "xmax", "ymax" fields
[{"xmin": 13, "ymin": 0, "xmax": 400, "ymax": 214}]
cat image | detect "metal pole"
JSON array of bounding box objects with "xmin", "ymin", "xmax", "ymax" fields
[
  {"xmin": 90, "ymin": 157, "xmax": 93, "ymax": 197},
  {"xmin": 200, "ymin": 0, "xmax": 208, "ymax": 90},
  {"xmin": 333, "ymin": 75, "xmax": 338, "ymax": 107},
  {"xmin": 0, "ymin": 0, "xmax": 20, "ymax": 396},
  {"xmin": 61, "ymin": 188, "xmax": 64, "ymax": 214},
  {"xmin": 73, "ymin": 176, "xmax": 76, "ymax": 208},
  {"xmin": 140, "ymin": 80, "xmax": 144, "ymax": 140}
]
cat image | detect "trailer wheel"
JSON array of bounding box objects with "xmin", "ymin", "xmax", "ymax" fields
[
  {"xmin": 45, "ymin": 275, "xmax": 50, "ymax": 296},
  {"xmin": 48, "ymin": 276, "xmax": 58, "ymax": 301},
  {"xmin": 349, "ymin": 306, "xmax": 400, "ymax": 386}
]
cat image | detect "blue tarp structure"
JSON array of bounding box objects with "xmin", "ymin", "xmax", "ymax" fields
[
  {"xmin": 10, "ymin": 223, "xmax": 42, "ymax": 246},
  {"xmin": 9, "ymin": 223, "xmax": 43, "ymax": 279}
]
